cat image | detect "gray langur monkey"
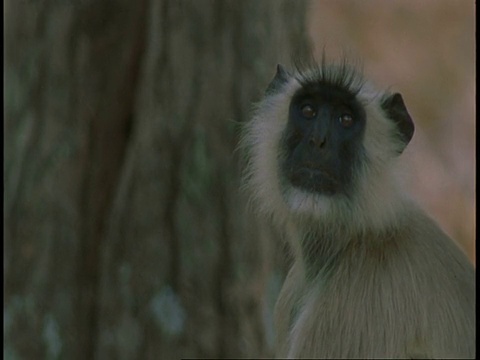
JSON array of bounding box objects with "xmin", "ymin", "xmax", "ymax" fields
[{"xmin": 241, "ymin": 58, "xmax": 475, "ymax": 359}]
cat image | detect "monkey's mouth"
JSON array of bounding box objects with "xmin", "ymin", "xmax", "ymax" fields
[{"xmin": 286, "ymin": 166, "xmax": 338, "ymax": 195}]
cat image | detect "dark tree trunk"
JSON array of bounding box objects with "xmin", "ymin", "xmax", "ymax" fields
[{"xmin": 4, "ymin": 1, "xmax": 310, "ymax": 358}]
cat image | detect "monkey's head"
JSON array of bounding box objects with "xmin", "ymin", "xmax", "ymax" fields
[{"xmin": 242, "ymin": 59, "xmax": 414, "ymax": 231}]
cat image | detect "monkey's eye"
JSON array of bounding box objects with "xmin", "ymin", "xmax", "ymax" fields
[
  {"xmin": 300, "ymin": 104, "xmax": 316, "ymax": 119},
  {"xmin": 339, "ymin": 114, "xmax": 354, "ymax": 128}
]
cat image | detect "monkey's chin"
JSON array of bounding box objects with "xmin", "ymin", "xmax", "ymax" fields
[
  {"xmin": 287, "ymin": 168, "xmax": 339, "ymax": 196},
  {"xmin": 283, "ymin": 186, "xmax": 333, "ymax": 218}
]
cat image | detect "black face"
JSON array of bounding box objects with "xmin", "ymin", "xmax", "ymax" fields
[{"xmin": 280, "ymin": 83, "xmax": 366, "ymax": 196}]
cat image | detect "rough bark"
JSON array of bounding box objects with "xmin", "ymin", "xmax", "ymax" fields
[{"xmin": 4, "ymin": 1, "xmax": 309, "ymax": 359}]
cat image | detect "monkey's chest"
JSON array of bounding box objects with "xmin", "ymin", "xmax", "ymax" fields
[{"xmin": 286, "ymin": 272, "xmax": 425, "ymax": 359}]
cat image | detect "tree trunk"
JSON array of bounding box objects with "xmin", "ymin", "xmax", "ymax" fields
[{"xmin": 4, "ymin": 1, "xmax": 310, "ymax": 358}]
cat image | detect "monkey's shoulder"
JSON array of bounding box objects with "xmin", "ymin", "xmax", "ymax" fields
[
  {"xmin": 399, "ymin": 209, "xmax": 474, "ymax": 280},
  {"xmin": 361, "ymin": 209, "xmax": 475, "ymax": 298}
]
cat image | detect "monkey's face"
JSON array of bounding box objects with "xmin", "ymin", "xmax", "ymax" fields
[
  {"xmin": 280, "ymin": 83, "xmax": 366, "ymax": 196},
  {"xmin": 242, "ymin": 61, "xmax": 414, "ymax": 222}
]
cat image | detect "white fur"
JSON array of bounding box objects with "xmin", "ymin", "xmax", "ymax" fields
[{"xmin": 241, "ymin": 77, "xmax": 301, "ymax": 224}]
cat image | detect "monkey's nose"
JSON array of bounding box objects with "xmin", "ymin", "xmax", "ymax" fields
[{"xmin": 308, "ymin": 136, "xmax": 326, "ymax": 149}]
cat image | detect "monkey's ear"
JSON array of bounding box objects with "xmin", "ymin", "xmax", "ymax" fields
[
  {"xmin": 381, "ymin": 93, "xmax": 415, "ymax": 153},
  {"xmin": 265, "ymin": 64, "xmax": 292, "ymax": 95}
]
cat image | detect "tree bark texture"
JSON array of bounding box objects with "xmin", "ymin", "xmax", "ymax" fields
[{"xmin": 4, "ymin": 1, "xmax": 309, "ymax": 359}]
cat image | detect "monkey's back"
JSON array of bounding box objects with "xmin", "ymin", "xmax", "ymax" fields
[{"xmin": 275, "ymin": 207, "xmax": 475, "ymax": 359}]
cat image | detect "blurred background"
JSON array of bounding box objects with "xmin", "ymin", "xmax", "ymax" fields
[{"xmin": 4, "ymin": 0, "xmax": 474, "ymax": 359}]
